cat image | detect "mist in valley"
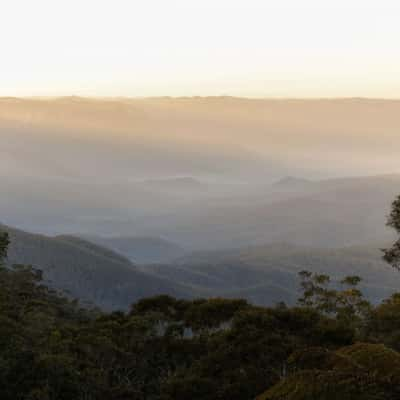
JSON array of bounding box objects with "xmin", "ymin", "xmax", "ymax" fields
[{"xmin": 1, "ymin": 96, "xmax": 399, "ymax": 250}]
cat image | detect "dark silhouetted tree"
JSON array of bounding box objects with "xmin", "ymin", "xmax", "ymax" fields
[{"xmin": 383, "ymin": 195, "xmax": 400, "ymax": 269}]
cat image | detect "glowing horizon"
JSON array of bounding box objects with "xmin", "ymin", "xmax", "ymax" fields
[{"xmin": 1, "ymin": 0, "xmax": 400, "ymax": 98}]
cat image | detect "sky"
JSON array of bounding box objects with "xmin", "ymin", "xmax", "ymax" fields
[{"xmin": 1, "ymin": 0, "xmax": 400, "ymax": 98}]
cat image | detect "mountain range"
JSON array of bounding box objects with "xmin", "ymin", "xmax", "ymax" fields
[{"xmin": 2, "ymin": 223, "xmax": 399, "ymax": 310}]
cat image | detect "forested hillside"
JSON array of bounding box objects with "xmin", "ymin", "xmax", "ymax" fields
[
  {"xmin": 2, "ymin": 228, "xmax": 400, "ymax": 399},
  {"xmin": 1, "ymin": 224, "xmax": 195, "ymax": 310}
]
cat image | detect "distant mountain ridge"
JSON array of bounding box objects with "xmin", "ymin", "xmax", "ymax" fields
[
  {"xmin": 83, "ymin": 235, "xmax": 186, "ymax": 264},
  {"xmin": 149, "ymin": 242, "xmax": 400, "ymax": 305},
  {"xmin": 127, "ymin": 174, "xmax": 400, "ymax": 250},
  {"xmin": 272, "ymin": 176, "xmax": 312, "ymax": 189},
  {"xmin": 139, "ymin": 176, "xmax": 205, "ymax": 189},
  {"xmin": 3, "ymin": 96, "xmax": 400, "ymax": 185},
  {"xmin": 1, "ymin": 170, "xmax": 400, "ymax": 251}
]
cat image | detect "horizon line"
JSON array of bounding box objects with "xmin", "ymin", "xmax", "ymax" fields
[{"xmin": 1, "ymin": 95, "xmax": 400, "ymax": 101}]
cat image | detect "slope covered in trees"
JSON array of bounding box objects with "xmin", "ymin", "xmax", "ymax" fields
[
  {"xmin": 3, "ymin": 229, "xmax": 400, "ymax": 399},
  {"xmin": 1, "ymin": 224, "xmax": 196, "ymax": 310}
]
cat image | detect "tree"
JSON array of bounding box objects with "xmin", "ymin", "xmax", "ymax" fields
[
  {"xmin": 383, "ymin": 195, "xmax": 400, "ymax": 269},
  {"xmin": 298, "ymin": 271, "xmax": 370, "ymax": 322},
  {"xmin": 367, "ymin": 293, "xmax": 400, "ymax": 351},
  {"xmin": 0, "ymin": 231, "xmax": 10, "ymax": 264}
]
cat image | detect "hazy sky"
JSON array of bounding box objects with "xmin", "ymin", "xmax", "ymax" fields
[{"xmin": 1, "ymin": 0, "xmax": 400, "ymax": 98}]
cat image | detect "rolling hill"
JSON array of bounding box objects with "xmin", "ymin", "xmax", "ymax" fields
[
  {"xmin": 145, "ymin": 242, "xmax": 400, "ymax": 305},
  {"xmin": 1, "ymin": 224, "xmax": 196, "ymax": 310}
]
